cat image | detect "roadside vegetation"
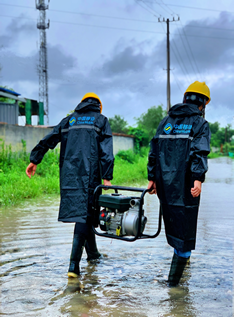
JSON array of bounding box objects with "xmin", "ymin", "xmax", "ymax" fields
[
  {"xmin": 0, "ymin": 142, "xmax": 149, "ymax": 207},
  {"xmin": 0, "ymin": 105, "xmax": 233, "ymax": 207}
]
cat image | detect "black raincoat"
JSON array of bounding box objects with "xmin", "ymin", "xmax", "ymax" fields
[
  {"xmin": 148, "ymin": 103, "xmax": 211, "ymax": 252},
  {"xmin": 30, "ymin": 100, "xmax": 114, "ymax": 223}
]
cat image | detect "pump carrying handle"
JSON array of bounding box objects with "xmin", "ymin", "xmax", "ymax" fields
[{"xmin": 91, "ymin": 184, "xmax": 162, "ymax": 242}]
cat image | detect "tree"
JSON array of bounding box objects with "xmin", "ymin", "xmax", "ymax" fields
[
  {"xmin": 209, "ymin": 121, "xmax": 220, "ymax": 135},
  {"xmin": 109, "ymin": 115, "xmax": 128, "ymax": 134},
  {"xmin": 209, "ymin": 122, "xmax": 234, "ymax": 154},
  {"xmin": 135, "ymin": 105, "xmax": 166, "ymax": 141},
  {"xmin": 128, "ymin": 126, "xmax": 149, "ymax": 152}
]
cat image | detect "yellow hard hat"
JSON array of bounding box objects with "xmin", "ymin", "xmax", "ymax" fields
[
  {"xmin": 81, "ymin": 92, "xmax": 102, "ymax": 113},
  {"xmin": 185, "ymin": 81, "xmax": 211, "ymax": 105}
]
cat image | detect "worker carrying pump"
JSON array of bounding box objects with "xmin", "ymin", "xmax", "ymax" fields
[
  {"xmin": 26, "ymin": 92, "xmax": 114, "ymax": 278},
  {"xmin": 147, "ymin": 81, "xmax": 211, "ymax": 287}
]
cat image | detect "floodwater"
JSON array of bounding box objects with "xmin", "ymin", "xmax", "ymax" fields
[{"xmin": 0, "ymin": 157, "xmax": 233, "ymax": 317}]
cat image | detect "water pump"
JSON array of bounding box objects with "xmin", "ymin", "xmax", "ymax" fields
[
  {"xmin": 92, "ymin": 185, "xmax": 162, "ymax": 242},
  {"xmin": 98, "ymin": 193, "xmax": 147, "ymax": 237}
]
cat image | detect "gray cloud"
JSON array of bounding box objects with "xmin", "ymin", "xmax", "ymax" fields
[
  {"xmin": 170, "ymin": 12, "xmax": 234, "ymax": 73},
  {"xmin": 102, "ymin": 46, "xmax": 147, "ymax": 75},
  {"xmin": 0, "ymin": 4, "xmax": 233, "ymax": 127},
  {"xmin": 47, "ymin": 45, "xmax": 77, "ymax": 79},
  {"xmin": 0, "ymin": 14, "xmax": 37, "ymax": 49}
]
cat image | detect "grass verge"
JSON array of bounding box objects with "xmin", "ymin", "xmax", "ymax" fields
[{"xmin": 0, "ymin": 145, "xmax": 232, "ymax": 207}]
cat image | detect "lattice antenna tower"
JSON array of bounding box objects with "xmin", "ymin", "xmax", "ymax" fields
[{"xmin": 36, "ymin": 0, "xmax": 50, "ymax": 125}]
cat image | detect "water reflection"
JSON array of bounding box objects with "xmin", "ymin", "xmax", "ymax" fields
[{"xmin": 0, "ymin": 158, "xmax": 233, "ymax": 317}]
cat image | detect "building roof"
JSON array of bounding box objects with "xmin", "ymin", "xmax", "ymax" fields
[
  {"xmin": 0, "ymin": 87, "xmax": 21, "ymax": 96},
  {"xmin": 0, "ymin": 87, "xmax": 26, "ymax": 103}
]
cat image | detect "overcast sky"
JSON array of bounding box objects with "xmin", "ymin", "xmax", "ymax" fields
[{"xmin": 0, "ymin": 0, "xmax": 234, "ymax": 127}]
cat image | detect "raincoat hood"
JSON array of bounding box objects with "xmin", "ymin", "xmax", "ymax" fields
[
  {"xmin": 168, "ymin": 103, "xmax": 202, "ymax": 117},
  {"xmin": 75, "ymin": 100, "xmax": 100, "ymax": 113}
]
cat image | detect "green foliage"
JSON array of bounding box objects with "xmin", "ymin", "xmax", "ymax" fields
[
  {"xmin": 0, "ymin": 141, "xmax": 60, "ymax": 206},
  {"xmin": 109, "ymin": 115, "xmax": 128, "ymax": 134},
  {"xmin": 208, "ymin": 152, "xmax": 223, "ymax": 159},
  {"xmin": 128, "ymin": 126, "xmax": 149, "ymax": 152},
  {"xmin": 209, "ymin": 121, "xmax": 220, "ymax": 134},
  {"xmin": 135, "ymin": 105, "xmax": 166, "ymax": 141},
  {"xmin": 209, "ymin": 123, "xmax": 234, "ymax": 152},
  {"xmin": 0, "ymin": 86, "xmax": 15, "ymax": 103},
  {"xmin": 115, "ymin": 149, "xmax": 137, "ymax": 164},
  {"xmin": 113, "ymin": 149, "xmax": 148, "ymax": 186}
]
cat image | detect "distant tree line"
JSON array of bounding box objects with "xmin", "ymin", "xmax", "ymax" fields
[{"xmin": 109, "ymin": 106, "xmax": 234, "ymax": 155}]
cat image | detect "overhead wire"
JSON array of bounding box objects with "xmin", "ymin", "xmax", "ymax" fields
[
  {"xmin": 137, "ymin": 0, "xmax": 187, "ymax": 94},
  {"xmin": 0, "ymin": 3, "xmax": 233, "ymax": 32},
  {"xmin": 160, "ymin": 20, "xmax": 191, "ymax": 92},
  {"xmin": 0, "ymin": 14, "xmax": 165, "ymax": 35},
  {"xmin": 179, "ymin": 20, "xmax": 202, "ymax": 81},
  {"xmin": 134, "ymin": 1, "xmax": 234, "ymax": 13},
  {"xmin": 158, "ymin": 0, "xmax": 202, "ymax": 80},
  {"xmin": 152, "ymin": 0, "xmax": 175, "ymax": 16},
  {"xmin": 0, "ymin": 2, "xmax": 160, "ymax": 24},
  {"xmin": 0, "ymin": 13, "xmax": 232, "ymax": 40},
  {"xmin": 171, "ymin": 39, "xmax": 192, "ymax": 83},
  {"xmin": 171, "ymin": 70, "xmax": 184, "ymax": 94},
  {"xmin": 134, "ymin": 0, "xmax": 161, "ymax": 18},
  {"xmin": 140, "ymin": 1, "xmax": 195, "ymax": 84},
  {"xmin": 138, "ymin": 0, "xmax": 164, "ymax": 17}
]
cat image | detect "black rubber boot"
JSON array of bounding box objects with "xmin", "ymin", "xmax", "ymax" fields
[
  {"xmin": 68, "ymin": 234, "xmax": 85, "ymax": 278},
  {"xmin": 168, "ymin": 253, "xmax": 190, "ymax": 287},
  {"xmin": 85, "ymin": 228, "xmax": 101, "ymax": 262}
]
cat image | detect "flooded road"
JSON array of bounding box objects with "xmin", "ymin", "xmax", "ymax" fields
[{"xmin": 0, "ymin": 157, "xmax": 233, "ymax": 317}]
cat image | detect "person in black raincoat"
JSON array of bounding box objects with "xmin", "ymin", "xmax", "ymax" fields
[
  {"xmin": 26, "ymin": 92, "xmax": 114, "ymax": 278},
  {"xmin": 147, "ymin": 81, "xmax": 211, "ymax": 286}
]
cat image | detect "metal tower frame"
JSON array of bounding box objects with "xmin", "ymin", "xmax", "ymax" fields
[{"xmin": 36, "ymin": 0, "xmax": 50, "ymax": 124}]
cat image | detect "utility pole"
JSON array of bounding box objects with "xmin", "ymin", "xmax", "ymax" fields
[
  {"xmin": 158, "ymin": 16, "xmax": 180, "ymax": 112},
  {"xmin": 36, "ymin": 0, "xmax": 50, "ymax": 125}
]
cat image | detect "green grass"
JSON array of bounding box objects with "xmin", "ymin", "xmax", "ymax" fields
[
  {"xmin": 0, "ymin": 145, "xmax": 149, "ymax": 207},
  {"xmin": 113, "ymin": 149, "xmax": 148, "ymax": 187},
  {"xmin": 1, "ymin": 144, "xmax": 230, "ymax": 207},
  {"xmin": 208, "ymin": 152, "xmax": 234, "ymax": 159}
]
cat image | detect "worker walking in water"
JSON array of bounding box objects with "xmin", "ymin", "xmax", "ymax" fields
[
  {"xmin": 147, "ymin": 81, "xmax": 211, "ymax": 286},
  {"xmin": 26, "ymin": 93, "xmax": 114, "ymax": 278}
]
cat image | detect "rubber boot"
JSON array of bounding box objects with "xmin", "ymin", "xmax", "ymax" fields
[
  {"xmin": 168, "ymin": 253, "xmax": 190, "ymax": 287},
  {"xmin": 68, "ymin": 234, "xmax": 85, "ymax": 278},
  {"xmin": 85, "ymin": 229, "xmax": 101, "ymax": 262}
]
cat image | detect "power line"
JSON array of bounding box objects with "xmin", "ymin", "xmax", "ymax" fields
[
  {"xmin": 166, "ymin": 2, "xmax": 233, "ymax": 13},
  {"xmin": 179, "ymin": 20, "xmax": 202, "ymax": 81},
  {"xmin": 0, "ymin": 2, "xmax": 159, "ymax": 23},
  {"xmin": 0, "ymin": 1, "xmax": 233, "ymax": 13},
  {"xmin": 157, "ymin": 0, "xmax": 176, "ymax": 15},
  {"xmin": 134, "ymin": 0, "xmax": 160, "ymax": 18},
  {"xmin": 137, "ymin": 1, "xmax": 234, "ymax": 13},
  {"xmin": 175, "ymin": 25, "xmax": 198, "ymax": 76},
  {"xmin": 171, "ymin": 70, "xmax": 184, "ymax": 95},
  {"xmin": 156, "ymin": 0, "xmax": 174, "ymax": 16},
  {"xmin": 137, "ymin": 0, "xmax": 163, "ymax": 17},
  {"xmin": 0, "ymin": 14, "xmax": 233, "ymax": 40},
  {"xmin": 0, "ymin": 3, "xmax": 233, "ymax": 31},
  {"xmin": 171, "ymin": 38, "xmax": 192, "ymax": 83},
  {"xmin": 0, "ymin": 14, "xmax": 164, "ymax": 34}
]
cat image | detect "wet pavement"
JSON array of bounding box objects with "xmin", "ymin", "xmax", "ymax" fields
[{"xmin": 0, "ymin": 157, "xmax": 234, "ymax": 317}]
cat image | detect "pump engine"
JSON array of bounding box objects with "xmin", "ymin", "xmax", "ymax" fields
[{"xmin": 97, "ymin": 193, "xmax": 147, "ymax": 237}]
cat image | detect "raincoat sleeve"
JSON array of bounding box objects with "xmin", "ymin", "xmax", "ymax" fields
[
  {"xmin": 147, "ymin": 137, "xmax": 157, "ymax": 181},
  {"xmin": 30, "ymin": 121, "xmax": 63, "ymax": 165},
  {"xmin": 190, "ymin": 120, "xmax": 211, "ymax": 182},
  {"xmin": 99, "ymin": 118, "xmax": 114, "ymax": 180}
]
